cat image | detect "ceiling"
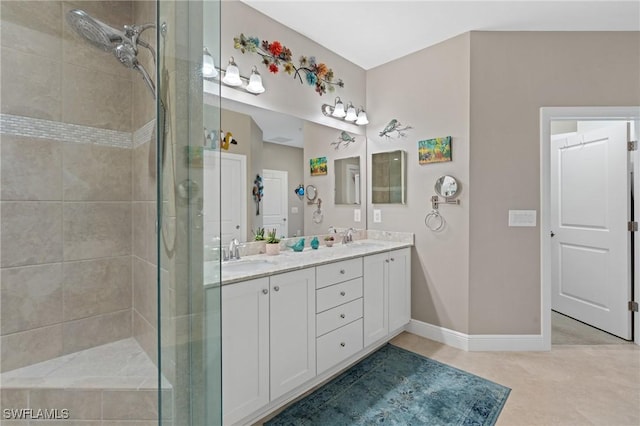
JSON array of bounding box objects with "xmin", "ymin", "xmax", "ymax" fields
[{"xmin": 242, "ymin": 1, "xmax": 640, "ymax": 70}]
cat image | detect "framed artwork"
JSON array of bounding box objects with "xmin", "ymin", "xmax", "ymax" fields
[
  {"xmin": 310, "ymin": 157, "xmax": 328, "ymax": 176},
  {"xmin": 418, "ymin": 136, "xmax": 452, "ymax": 164}
]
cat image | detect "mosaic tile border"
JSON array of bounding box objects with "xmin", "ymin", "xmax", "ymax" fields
[
  {"xmin": 133, "ymin": 119, "xmax": 156, "ymax": 148},
  {"xmin": 0, "ymin": 114, "xmax": 132, "ymax": 148}
]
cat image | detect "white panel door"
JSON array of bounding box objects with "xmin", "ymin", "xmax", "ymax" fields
[
  {"xmin": 204, "ymin": 151, "xmax": 247, "ymax": 246},
  {"xmin": 262, "ymin": 169, "xmax": 288, "ymax": 238},
  {"xmin": 551, "ymin": 122, "xmax": 631, "ymax": 339},
  {"xmin": 222, "ymin": 278, "xmax": 270, "ymax": 425},
  {"xmin": 269, "ymin": 268, "xmax": 316, "ymax": 400}
]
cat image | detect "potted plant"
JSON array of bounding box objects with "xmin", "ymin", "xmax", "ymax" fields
[
  {"xmin": 324, "ymin": 235, "xmax": 335, "ymax": 247},
  {"xmin": 265, "ymin": 229, "xmax": 280, "ymax": 255},
  {"xmin": 253, "ymin": 227, "xmax": 265, "ymax": 241}
]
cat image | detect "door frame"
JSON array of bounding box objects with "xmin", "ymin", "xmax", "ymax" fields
[{"xmin": 540, "ymin": 106, "xmax": 640, "ymax": 350}]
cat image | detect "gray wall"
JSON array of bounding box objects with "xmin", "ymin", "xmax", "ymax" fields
[
  {"xmin": 468, "ymin": 31, "xmax": 640, "ymax": 334},
  {"xmin": 263, "ymin": 142, "xmax": 305, "ymax": 237},
  {"xmin": 366, "ymin": 33, "xmax": 471, "ymax": 333}
]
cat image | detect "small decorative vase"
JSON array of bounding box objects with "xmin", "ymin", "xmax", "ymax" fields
[
  {"xmin": 265, "ymin": 243, "xmax": 280, "ymax": 256},
  {"xmin": 325, "ymin": 240, "xmax": 334, "ymax": 247},
  {"xmin": 310, "ymin": 237, "xmax": 319, "ymax": 250}
]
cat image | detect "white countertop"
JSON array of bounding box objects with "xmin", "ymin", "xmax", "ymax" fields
[{"xmin": 205, "ymin": 239, "xmax": 412, "ymax": 287}]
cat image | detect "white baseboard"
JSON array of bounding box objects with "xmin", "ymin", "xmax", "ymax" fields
[{"xmin": 407, "ymin": 319, "xmax": 546, "ymax": 351}]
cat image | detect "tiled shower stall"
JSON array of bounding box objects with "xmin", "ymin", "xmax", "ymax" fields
[{"xmin": 0, "ymin": 1, "xmax": 221, "ymax": 424}]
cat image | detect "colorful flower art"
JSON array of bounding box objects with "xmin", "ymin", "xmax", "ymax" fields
[{"xmin": 233, "ymin": 33, "xmax": 344, "ymax": 96}]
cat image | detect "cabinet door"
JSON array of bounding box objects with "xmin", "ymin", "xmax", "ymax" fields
[
  {"xmin": 222, "ymin": 278, "xmax": 270, "ymax": 425},
  {"xmin": 388, "ymin": 248, "xmax": 411, "ymax": 332},
  {"xmin": 363, "ymin": 252, "xmax": 388, "ymax": 346},
  {"xmin": 270, "ymin": 268, "xmax": 316, "ymax": 400}
]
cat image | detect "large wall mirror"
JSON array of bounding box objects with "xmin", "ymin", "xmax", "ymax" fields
[
  {"xmin": 371, "ymin": 150, "xmax": 407, "ymax": 204},
  {"xmin": 334, "ymin": 156, "xmax": 361, "ymax": 205}
]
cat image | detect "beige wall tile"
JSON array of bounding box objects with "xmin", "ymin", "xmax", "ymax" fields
[
  {"xmin": 102, "ymin": 390, "xmax": 158, "ymax": 420},
  {"xmin": 63, "ymin": 202, "xmax": 131, "ymax": 261},
  {"xmin": 0, "ymin": 47, "xmax": 62, "ymax": 121},
  {"xmin": 133, "ymin": 258, "xmax": 156, "ymax": 326},
  {"xmin": 30, "ymin": 389, "xmax": 101, "ymax": 420},
  {"xmin": 0, "ymin": 1, "xmax": 62, "ymax": 60},
  {"xmin": 0, "ymin": 324, "xmax": 63, "ymax": 372},
  {"xmin": 1, "ymin": 264, "xmax": 63, "ymax": 335},
  {"xmin": 63, "ymin": 143, "xmax": 132, "ymax": 201},
  {"xmin": 1, "ymin": 136, "xmax": 62, "ymax": 201},
  {"xmin": 146, "ymin": 202, "xmax": 157, "ymax": 265},
  {"xmin": 62, "ymin": 63, "xmax": 132, "ymax": 132},
  {"xmin": 62, "ymin": 309, "xmax": 131, "ymax": 354},
  {"xmin": 0, "ymin": 389, "xmax": 28, "ymax": 411},
  {"xmin": 133, "ymin": 309, "xmax": 157, "ymax": 365},
  {"xmin": 1, "ymin": 202, "xmax": 63, "ymax": 268},
  {"xmin": 63, "ymin": 256, "xmax": 131, "ymax": 321},
  {"xmin": 133, "ymin": 203, "xmax": 147, "ymax": 259},
  {"xmin": 133, "ymin": 141, "xmax": 157, "ymax": 202}
]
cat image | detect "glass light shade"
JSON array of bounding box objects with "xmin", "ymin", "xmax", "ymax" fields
[
  {"xmin": 222, "ymin": 59, "xmax": 242, "ymax": 87},
  {"xmin": 332, "ymin": 98, "xmax": 346, "ymax": 118},
  {"xmin": 202, "ymin": 48, "xmax": 218, "ymax": 78},
  {"xmin": 345, "ymin": 103, "xmax": 357, "ymax": 122},
  {"xmin": 355, "ymin": 110, "xmax": 369, "ymax": 125},
  {"xmin": 245, "ymin": 68, "xmax": 265, "ymax": 94}
]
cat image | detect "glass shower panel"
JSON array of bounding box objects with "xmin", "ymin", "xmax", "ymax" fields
[{"xmin": 157, "ymin": 0, "xmax": 222, "ymax": 424}]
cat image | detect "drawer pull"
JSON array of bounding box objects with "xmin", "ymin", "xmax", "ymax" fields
[
  {"xmin": 385, "ymin": 259, "xmax": 389, "ymax": 263},
  {"xmin": 340, "ymin": 313, "xmax": 346, "ymax": 319},
  {"xmin": 390, "ymin": 257, "xmax": 395, "ymax": 262},
  {"xmin": 274, "ymin": 286, "xmax": 280, "ymax": 292},
  {"xmin": 262, "ymin": 289, "xmax": 268, "ymax": 294},
  {"xmin": 340, "ymin": 342, "xmax": 346, "ymax": 347},
  {"xmin": 340, "ymin": 269, "xmax": 346, "ymax": 274},
  {"xmin": 340, "ymin": 291, "xmax": 346, "ymax": 296}
]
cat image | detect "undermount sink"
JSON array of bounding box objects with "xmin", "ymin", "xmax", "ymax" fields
[
  {"xmin": 345, "ymin": 241, "xmax": 387, "ymax": 249},
  {"xmin": 222, "ymin": 259, "xmax": 274, "ymax": 273}
]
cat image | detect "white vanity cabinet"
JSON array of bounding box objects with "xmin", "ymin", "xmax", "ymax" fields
[
  {"xmin": 221, "ymin": 268, "xmax": 315, "ymax": 425},
  {"xmin": 269, "ymin": 268, "xmax": 316, "ymax": 400},
  {"xmin": 221, "ymin": 277, "xmax": 270, "ymax": 426},
  {"xmin": 363, "ymin": 248, "xmax": 411, "ymax": 346}
]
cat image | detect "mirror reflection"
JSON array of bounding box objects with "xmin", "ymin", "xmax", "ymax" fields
[
  {"xmin": 306, "ymin": 185, "xmax": 317, "ymax": 202},
  {"xmin": 435, "ymin": 175, "xmax": 459, "ymax": 198},
  {"xmin": 334, "ymin": 157, "xmax": 361, "ymax": 205},
  {"xmin": 371, "ymin": 150, "xmax": 407, "ymax": 204}
]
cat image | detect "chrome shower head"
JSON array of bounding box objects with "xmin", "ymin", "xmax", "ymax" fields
[{"xmin": 66, "ymin": 9, "xmax": 125, "ymax": 52}]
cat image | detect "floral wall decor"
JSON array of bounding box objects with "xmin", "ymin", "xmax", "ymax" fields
[
  {"xmin": 233, "ymin": 33, "xmax": 344, "ymax": 96},
  {"xmin": 331, "ymin": 131, "xmax": 356, "ymax": 150},
  {"xmin": 379, "ymin": 119, "xmax": 413, "ymax": 139}
]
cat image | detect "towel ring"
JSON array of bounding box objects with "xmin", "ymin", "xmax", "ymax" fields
[{"xmin": 424, "ymin": 210, "xmax": 445, "ymax": 232}]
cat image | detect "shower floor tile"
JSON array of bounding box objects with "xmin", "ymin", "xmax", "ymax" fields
[{"xmin": 0, "ymin": 338, "xmax": 170, "ymax": 390}]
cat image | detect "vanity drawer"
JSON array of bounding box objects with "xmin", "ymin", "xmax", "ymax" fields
[
  {"xmin": 317, "ymin": 298, "xmax": 363, "ymax": 337},
  {"xmin": 317, "ymin": 318, "xmax": 363, "ymax": 375},
  {"xmin": 316, "ymin": 278, "xmax": 362, "ymax": 313},
  {"xmin": 316, "ymin": 258, "xmax": 363, "ymax": 289}
]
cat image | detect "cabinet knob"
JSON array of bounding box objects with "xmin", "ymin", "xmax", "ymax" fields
[
  {"xmin": 340, "ymin": 313, "xmax": 346, "ymax": 319},
  {"xmin": 385, "ymin": 259, "xmax": 389, "ymax": 263},
  {"xmin": 340, "ymin": 291, "xmax": 346, "ymax": 296},
  {"xmin": 340, "ymin": 342, "xmax": 346, "ymax": 347},
  {"xmin": 390, "ymin": 258, "xmax": 395, "ymax": 262},
  {"xmin": 340, "ymin": 269, "xmax": 345, "ymax": 274},
  {"xmin": 262, "ymin": 289, "xmax": 268, "ymax": 295},
  {"xmin": 273, "ymin": 286, "xmax": 280, "ymax": 292}
]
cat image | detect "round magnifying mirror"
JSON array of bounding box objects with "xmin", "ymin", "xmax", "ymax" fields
[
  {"xmin": 306, "ymin": 185, "xmax": 317, "ymax": 202},
  {"xmin": 434, "ymin": 175, "xmax": 459, "ymax": 199}
]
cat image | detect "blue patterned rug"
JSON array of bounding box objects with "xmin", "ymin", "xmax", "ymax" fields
[{"xmin": 266, "ymin": 343, "xmax": 510, "ymax": 425}]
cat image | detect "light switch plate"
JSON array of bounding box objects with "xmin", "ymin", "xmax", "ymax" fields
[
  {"xmin": 373, "ymin": 209, "xmax": 382, "ymax": 223},
  {"xmin": 508, "ymin": 210, "xmax": 537, "ymax": 227},
  {"xmin": 354, "ymin": 209, "xmax": 361, "ymax": 222}
]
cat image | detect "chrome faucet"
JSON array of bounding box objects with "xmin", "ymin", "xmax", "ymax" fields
[
  {"xmin": 228, "ymin": 238, "xmax": 241, "ymax": 260},
  {"xmin": 342, "ymin": 228, "xmax": 355, "ymax": 244}
]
